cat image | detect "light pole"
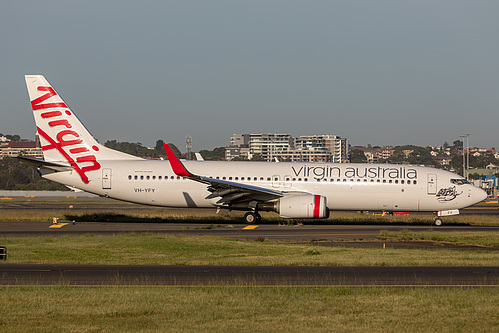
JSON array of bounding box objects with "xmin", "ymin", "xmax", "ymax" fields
[{"xmin": 460, "ymin": 134, "xmax": 470, "ymax": 180}]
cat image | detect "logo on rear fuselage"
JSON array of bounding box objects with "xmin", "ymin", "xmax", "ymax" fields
[{"xmin": 32, "ymin": 86, "xmax": 101, "ymax": 184}]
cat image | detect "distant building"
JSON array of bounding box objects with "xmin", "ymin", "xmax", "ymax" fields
[
  {"xmin": 226, "ymin": 133, "xmax": 348, "ymax": 162},
  {"xmin": 0, "ymin": 139, "xmax": 43, "ymax": 159},
  {"xmin": 350, "ymin": 146, "xmax": 394, "ymax": 163}
]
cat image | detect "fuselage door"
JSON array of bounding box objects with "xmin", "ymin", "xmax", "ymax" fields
[
  {"xmin": 427, "ymin": 173, "xmax": 437, "ymax": 195},
  {"xmin": 284, "ymin": 175, "xmax": 292, "ymax": 188},
  {"xmin": 102, "ymin": 168, "xmax": 112, "ymax": 189}
]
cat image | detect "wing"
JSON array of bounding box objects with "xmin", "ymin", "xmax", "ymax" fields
[{"xmin": 163, "ymin": 144, "xmax": 283, "ymax": 206}]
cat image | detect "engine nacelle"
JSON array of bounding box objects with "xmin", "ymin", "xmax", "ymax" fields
[{"xmin": 277, "ymin": 194, "xmax": 329, "ymax": 219}]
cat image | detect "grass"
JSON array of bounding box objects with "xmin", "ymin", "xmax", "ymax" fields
[
  {"xmin": 0, "ymin": 286, "xmax": 498, "ymax": 332},
  {"xmin": 1, "ymin": 233, "xmax": 498, "ymax": 266},
  {"xmin": 381, "ymin": 230, "xmax": 499, "ymax": 247}
]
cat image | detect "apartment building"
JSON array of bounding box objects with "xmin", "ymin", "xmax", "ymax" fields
[{"xmin": 226, "ymin": 133, "xmax": 348, "ymax": 163}]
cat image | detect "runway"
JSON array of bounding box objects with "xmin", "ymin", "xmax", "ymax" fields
[
  {"xmin": 2, "ymin": 218, "xmax": 498, "ymax": 288},
  {"xmin": 1, "ymin": 221, "xmax": 499, "ymax": 242},
  {"xmin": 1, "ymin": 264, "xmax": 498, "ymax": 287}
]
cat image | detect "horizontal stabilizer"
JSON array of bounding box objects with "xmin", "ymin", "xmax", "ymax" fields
[{"xmin": 15, "ymin": 156, "xmax": 72, "ymax": 172}]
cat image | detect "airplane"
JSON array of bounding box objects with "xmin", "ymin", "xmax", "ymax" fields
[{"xmin": 19, "ymin": 75, "xmax": 487, "ymax": 226}]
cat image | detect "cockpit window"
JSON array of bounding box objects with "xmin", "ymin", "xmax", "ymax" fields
[{"xmin": 451, "ymin": 179, "xmax": 470, "ymax": 185}]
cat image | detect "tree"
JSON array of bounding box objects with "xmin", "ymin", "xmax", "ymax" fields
[
  {"xmin": 0, "ymin": 157, "xmax": 68, "ymax": 190},
  {"xmin": 104, "ymin": 140, "xmax": 157, "ymax": 158},
  {"xmin": 232, "ymin": 156, "xmax": 249, "ymax": 161},
  {"xmin": 198, "ymin": 147, "xmax": 226, "ymax": 160},
  {"xmin": 349, "ymin": 149, "xmax": 367, "ymax": 163},
  {"xmin": 251, "ymin": 154, "xmax": 264, "ymax": 161},
  {"xmin": 155, "ymin": 140, "xmax": 165, "ymax": 155}
]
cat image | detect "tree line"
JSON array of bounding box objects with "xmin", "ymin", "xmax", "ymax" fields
[{"xmin": 2, "ymin": 137, "xmax": 498, "ymax": 190}]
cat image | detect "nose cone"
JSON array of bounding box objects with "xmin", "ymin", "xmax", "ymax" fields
[{"xmin": 474, "ymin": 187, "xmax": 488, "ymax": 203}]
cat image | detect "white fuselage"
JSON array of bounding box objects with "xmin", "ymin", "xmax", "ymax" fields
[{"xmin": 42, "ymin": 160, "xmax": 486, "ymax": 213}]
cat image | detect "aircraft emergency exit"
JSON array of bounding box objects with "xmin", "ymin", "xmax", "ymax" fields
[{"xmin": 20, "ymin": 75, "xmax": 487, "ymax": 225}]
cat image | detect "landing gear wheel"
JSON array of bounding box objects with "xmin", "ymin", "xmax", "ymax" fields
[
  {"xmin": 244, "ymin": 212, "xmax": 261, "ymax": 224},
  {"xmin": 433, "ymin": 218, "xmax": 443, "ymax": 226}
]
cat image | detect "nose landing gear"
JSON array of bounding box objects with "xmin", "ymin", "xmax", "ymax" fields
[{"xmin": 433, "ymin": 217, "xmax": 443, "ymax": 226}]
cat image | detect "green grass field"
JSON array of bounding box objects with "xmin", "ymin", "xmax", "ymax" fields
[
  {"xmin": 1, "ymin": 232, "xmax": 498, "ymax": 266},
  {"xmin": 1, "ymin": 286, "xmax": 498, "ymax": 332}
]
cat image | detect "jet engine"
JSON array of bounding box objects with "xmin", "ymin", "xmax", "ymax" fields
[{"xmin": 276, "ymin": 194, "xmax": 329, "ymax": 219}]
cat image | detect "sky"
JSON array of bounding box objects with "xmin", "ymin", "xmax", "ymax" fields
[{"xmin": 1, "ymin": 1, "xmax": 498, "ymax": 152}]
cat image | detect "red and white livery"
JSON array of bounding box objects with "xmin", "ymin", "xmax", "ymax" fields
[{"xmin": 21, "ymin": 75, "xmax": 487, "ymax": 225}]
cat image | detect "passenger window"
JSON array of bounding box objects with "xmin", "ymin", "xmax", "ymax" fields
[
  {"xmin": 140, "ymin": 175, "xmax": 144, "ymax": 180},
  {"xmin": 128, "ymin": 175, "xmax": 132, "ymax": 180},
  {"xmin": 134, "ymin": 175, "xmax": 138, "ymax": 180},
  {"xmin": 146, "ymin": 176, "xmax": 150, "ymax": 180}
]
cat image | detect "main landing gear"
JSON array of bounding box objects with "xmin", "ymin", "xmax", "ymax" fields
[{"xmin": 244, "ymin": 211, "xmax": 262, "ymax": 224}]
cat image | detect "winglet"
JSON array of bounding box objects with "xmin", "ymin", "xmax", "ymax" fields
[{"xmin": 163, "ymin": 143, "xmax": 195, "ymax": 177}]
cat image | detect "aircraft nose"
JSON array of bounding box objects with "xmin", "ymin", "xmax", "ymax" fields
[{"xmin": 474, "ymin": 187, "xmax": 488, "ymax": 203}]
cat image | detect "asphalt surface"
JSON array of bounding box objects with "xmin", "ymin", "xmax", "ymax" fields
[
  {"xmin": 1, "ymin": 264, "xmax": 498, "ymax": 287},
  {"xmin": 1, "ymin": 221, "xmax": 499, "ymax": 241}
]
